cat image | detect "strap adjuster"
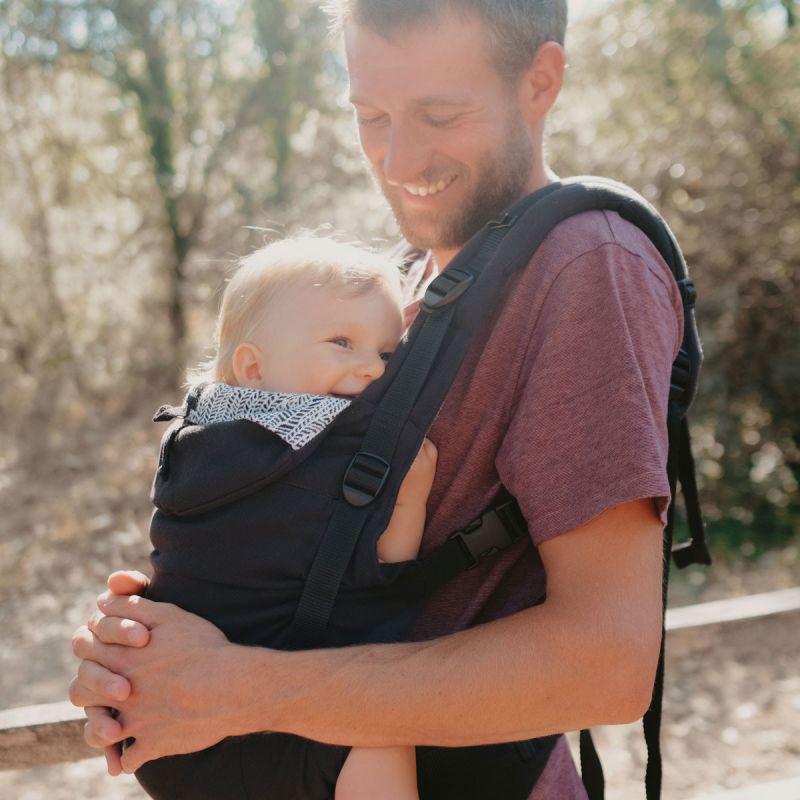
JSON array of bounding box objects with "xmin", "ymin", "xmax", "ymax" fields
[
  {"xmin": 669, "ymin": 347, "xmax": 692, "ymax": 404},
  {"xmin": 342, "ymin": 451, "xmax": 390, "ymax": 507},
  {"xmin": 677, "ymin": 278, "xmax": 697, "ymax": 308},
  {"xmin": 422, "ymin": 269, "xmax": 474, "ymax": 312},
  {"xmin": 488, "ymin": 211, "xmax": 516, "ymax": 230},
  {"xmin": 449, "ymin": 499, "xmax": 527, "ymax": 568}
]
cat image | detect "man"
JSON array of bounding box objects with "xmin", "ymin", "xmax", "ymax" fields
[{"xmin": 71, "ymin": 2, "xmax": 679, "ymax": 797}]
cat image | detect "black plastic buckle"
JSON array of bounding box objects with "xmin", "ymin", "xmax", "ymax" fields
[
  {"xmin": 422, "ymin": 269, "xmax": 474, "ymax": 312},
  {"xmin": 488, "ymin": 211, "xmax": 516, "ymax": 230},
  {"xmin": 672, "ymin": 538, "xmax": 712, "ymax": 569},
  {"xmin": 342, "ymin": 451, "xmax": 390, "ymax": 507},
  {"xmin": 677, "ymin": 278, "xmax": 697, "ymax": 309},
  {"xmin": 449, "ymin": 500, "xmax": 526, "ymax": 568}
]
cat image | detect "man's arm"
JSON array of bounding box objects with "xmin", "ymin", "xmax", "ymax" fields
[{"xmin": 71, "ymin": 497, "xmax": 663, "ymax": 773}]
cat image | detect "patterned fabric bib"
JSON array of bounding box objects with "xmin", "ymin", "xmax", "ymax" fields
[{"xmin": 186, "ymin": 383, "xmax": 351, "ymax": 451}]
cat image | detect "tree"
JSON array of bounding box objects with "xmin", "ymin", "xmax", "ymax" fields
[{"xmin": 2, "ymin": 0, "xmax": 337, "ymax": 353}]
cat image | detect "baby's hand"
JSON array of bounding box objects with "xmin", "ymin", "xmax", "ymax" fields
[
  {"xmin": 377, "ymin": 439, "xmax": 438, "ymax": 563},
  {"xmin": 397, "ymin": 438, "xmax": 438, "ymax": 505}
]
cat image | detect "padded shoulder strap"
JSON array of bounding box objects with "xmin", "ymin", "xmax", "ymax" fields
[{"xmin": 286, "ymin": 177, "xmax": 709, "ymax": 649}]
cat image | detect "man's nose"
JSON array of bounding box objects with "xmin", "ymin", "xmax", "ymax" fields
[{"xmin": 383, "ymin": 122, "xmax": 430, "ymax": 187}]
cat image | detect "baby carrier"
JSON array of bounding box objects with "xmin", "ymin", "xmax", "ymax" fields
[{"xmin": 138, "ymin": 177, "xmax": 710, "ymax": 800}]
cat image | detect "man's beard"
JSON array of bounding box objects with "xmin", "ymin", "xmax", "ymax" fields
[{"xmin": 376, "ymin": 112, "xmax": 534, "ymax": 252}]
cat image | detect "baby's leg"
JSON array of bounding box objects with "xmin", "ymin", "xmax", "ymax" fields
[{"xmin": 335, "ymin": 746, "xmax": 419, "ymax": 800}]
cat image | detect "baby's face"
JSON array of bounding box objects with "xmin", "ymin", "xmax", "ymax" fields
[{"xmin": 246, "ymin": 284, "xmax": 404, "ymax": 397}]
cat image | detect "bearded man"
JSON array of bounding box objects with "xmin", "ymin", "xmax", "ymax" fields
[{"xmin": 71, "ymin": 2, "xmax": 679, "ymax": 797}]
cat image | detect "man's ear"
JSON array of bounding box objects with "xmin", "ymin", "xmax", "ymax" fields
[
  {"xmin": 232, "ymin": 343, "xmax": 265, "ymax": 389},
  {"xmin": 517, "ymin": 41, "xmax": 565, "ymax": 123}
]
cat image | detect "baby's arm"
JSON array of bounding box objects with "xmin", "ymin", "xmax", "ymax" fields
[
  {"xmin": 338, "ymin": 442, "xmax": 434, "ymax": 797},
  {"xmin": 376, "ymin": 438, "xmax": 438, "ymax": 563}
]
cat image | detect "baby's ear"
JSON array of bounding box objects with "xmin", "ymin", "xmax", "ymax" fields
[{"xmin": 232, "ymin": 343, "xmax": 264, "ymax": 389}]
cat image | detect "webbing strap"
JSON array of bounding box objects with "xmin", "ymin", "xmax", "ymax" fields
[
  {"xmin": 672, "ymin": 417, "xmax": 711, "ymax": 568},
  {"xmin": 579, "ymin": 729, "xmax": 605, "ymax": 800},
  {"xmin": 642, "ymin": 408, "xmax": 682, "ymax": 800}
]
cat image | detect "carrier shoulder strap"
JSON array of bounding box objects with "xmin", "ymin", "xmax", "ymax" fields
[
  {"xmin": 286, "ymin": 178, "xmax": 710, "ymax": 664},
  {"xmin": 285, "ymin": 181, "xmax": 563, "ymax": 648}
]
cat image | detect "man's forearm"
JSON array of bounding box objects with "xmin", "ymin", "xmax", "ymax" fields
[
  {"xmin": 223, "ymin": 502, "xmax": 663, "ymax": 749},
  {"xmin": 228, "ymin": 600, "xmax": 651, "ymax": 748}
]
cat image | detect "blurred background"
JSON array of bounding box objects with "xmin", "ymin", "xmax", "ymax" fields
[{"xmin": 0, "ymin": 0, "xmax": 797, "ymax": 797}]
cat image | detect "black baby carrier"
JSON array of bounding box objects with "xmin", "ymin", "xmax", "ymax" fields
[{"xmin": 138, "ymin": 177, "xmax": 710, "ymax": 800}]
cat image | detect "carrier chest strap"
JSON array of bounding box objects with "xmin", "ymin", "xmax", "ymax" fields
[{"xmin": 402, "ymin": 495, "xmax": 529, "ymax": 592}]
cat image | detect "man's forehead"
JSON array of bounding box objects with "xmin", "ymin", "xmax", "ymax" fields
[{"xmin": 343, "ymin": 13, "xmax": 496, "ymax": 104}]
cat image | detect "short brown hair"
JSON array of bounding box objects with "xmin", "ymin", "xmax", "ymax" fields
[{"xmin": 328, "ymin": 0, "xmax": 568, "ymax": 81}]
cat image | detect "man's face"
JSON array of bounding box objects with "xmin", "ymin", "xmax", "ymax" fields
[{"xmin": 345, "ymin": 10, "xmax": 536, "ymax": 255}]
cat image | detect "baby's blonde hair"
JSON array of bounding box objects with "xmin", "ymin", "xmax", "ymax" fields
[{"xmin": 191, "ymin": 235, "xmax": 403, "ymax": 386}]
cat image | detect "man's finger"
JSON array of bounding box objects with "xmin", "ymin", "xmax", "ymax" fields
[
  {"xmin": 104, "ymin": 743, "xmax": 124, "ymax": 777},
  {"xmin": 88, "ymin": 610, "xmax": 150, "ymax": 647},
  {"xmin": 120, "ymin": 737, "xmax": 150, "ymax": 774},
  {"xmin": 82, "ymin": 705, "xmax": 124, "ymax": 748},
  {"xmin": 69, "ymin": 653, "xmax": 131, "ymax": 705},
  {"xmin": 96, "ymin": 592, "xmax": 171, "ymax": 628},
  {"xmin": 107, "ymin": 570, "xmax": 150, "ymax": 596}
]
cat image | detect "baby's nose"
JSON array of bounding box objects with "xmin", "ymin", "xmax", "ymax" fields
[{"xmin": 362, "ymin": 352, "xmax": 386, "ymax": 380}]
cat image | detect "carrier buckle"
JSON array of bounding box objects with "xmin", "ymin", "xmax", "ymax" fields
[
  {"xmin": 422, "ymin": 269, "xmax": 474, "ymax": 312},
  {"xmin": 488, "ymin": 211, "xmax": 516, "ymax": 229},
  {"xmin": 342, "ymin": 451, "xmax": 390, "ymax": 507},
  {"xmin": 449, "ymin": 500, "xmax": 527, "ymax": 569}
]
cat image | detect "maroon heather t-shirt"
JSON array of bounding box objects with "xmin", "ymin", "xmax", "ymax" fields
[{"xmin": 405, "ymin": 209, "xmax": 683, "ymax": 799}]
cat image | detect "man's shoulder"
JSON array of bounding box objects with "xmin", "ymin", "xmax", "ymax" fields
[
  {"xmin": 512, "ymin": 208, "xmax": 678, "ymax": 311},
  {"xmin": 532, "ymin": 208, "xmax": 665, "ymax": 272},
  {"xmin": 493, "ymin": 207, "xmax": 682, "ymax": 356}
]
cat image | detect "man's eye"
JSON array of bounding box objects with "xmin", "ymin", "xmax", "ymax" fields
[
  {"xmin": 425, "ymin": 114, "xmax": 460, "ymax": 128},
  {"xmin": 356, "ymin": 113, "xmax": 388, "ymax": 127}
]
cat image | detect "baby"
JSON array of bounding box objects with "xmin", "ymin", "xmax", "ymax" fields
[
  {"xmin": 137, "ymin": 236, "xmax": 436, "ymax": 800},
  {"xmin": 208, "ymin": 235, "xmax": 435, "ymax": 568}
]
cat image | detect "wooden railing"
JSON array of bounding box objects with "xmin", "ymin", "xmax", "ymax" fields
[{"xmin": 2, "ymin": 588, "xmax": 799, "ymax": 772}]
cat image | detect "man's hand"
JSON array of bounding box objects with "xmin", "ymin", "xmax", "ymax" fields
[
  {"xmin": 70, "ymin": 571, "xmax": 238, "ymax": 773},
  {"xmin": 69, "ymin": 571, "xmax": 150, "ymax": 774}
]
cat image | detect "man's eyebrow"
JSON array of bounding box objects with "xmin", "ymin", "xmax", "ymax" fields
[
  {"xmin": 414, "ymin": 95, "xmax": 472, "ymax": 108},
  {"xmin": 348, "ymin": 94, "xmax": 473, "ymax": 108}
]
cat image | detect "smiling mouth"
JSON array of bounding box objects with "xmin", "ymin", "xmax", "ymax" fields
[{"xmin": 402, "ymin": 174, "xmax": 458, "ymax": 198}]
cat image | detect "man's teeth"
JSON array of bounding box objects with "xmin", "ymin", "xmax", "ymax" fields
[{"xmin": 404, "ymin": 176, "xmax": 455, "ymax": 197}]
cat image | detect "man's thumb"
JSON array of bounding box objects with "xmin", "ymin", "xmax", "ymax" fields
[{"xmin": 107, "ymin": 570, "xmax": 150, "ymax": 596}]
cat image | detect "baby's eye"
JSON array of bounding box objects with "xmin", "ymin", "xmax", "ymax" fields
[
  {"xmin": 331, "ymin": 337, "xmax": 351, "ymax": 349},
  {"xmin": 380, "ymin": 352, "xmax": 393, "ymax": 363}
]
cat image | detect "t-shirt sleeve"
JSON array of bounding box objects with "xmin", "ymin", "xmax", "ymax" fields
[{"xmin": 496, "ymin": 239, "xmax": 683, "ymax": 546}]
